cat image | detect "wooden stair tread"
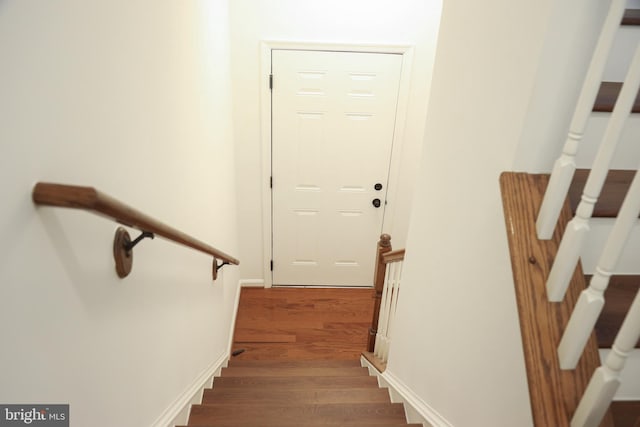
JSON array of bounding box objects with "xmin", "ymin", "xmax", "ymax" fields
[
  {"xmin": 213, "ymin": 375, "xmax": 379, "ymax": 389},
  {"xmin": 204, "ymin": 387, "xmax": 390, "ymax": 405},
  {"xmin": 593, "ymin": 82, "xmax": 640, "ymax": 113},
  {"xmin": 220, "ymin": 366, "xmax": 369, "ymax": 377},
  {"xmin": 569, "ymin": 169, "xmax": 637, "ymax": 218},
  {"xmin": 183, "ymin": 424, "xmax": 421, "ymax": 427},
  {"xmin": 187, "ymin": 358, "xmax": 417, "ymax": 426},
  {"xmin": 622, "ymin": 9, "xmax": 640, "ymax": 26},
  {"xmin": 188, "ymin": 402, "xmax": 407, "ymax": 425},
  {"xmin": 500, "ymin": 172, "xmax": 614, "ymax": 427},
  {"xmin": 227, "ymin": 359, "xmax": 361, "ymax": 368},
  {"xmin": 591, "ymin": 275, "xmax": 640, "ymax": 348},
  {"xmin": 611, "ymin": 401, "xmax": 640, "ymax": 427}
]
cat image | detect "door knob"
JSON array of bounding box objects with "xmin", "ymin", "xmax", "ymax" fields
[
  {"xmin": 372, "ymin": 198, "xmax": 381, "ymax": 208},
  {"xmin": 374, "ymin": 183, "xmax": 383, "ymax": 191}
]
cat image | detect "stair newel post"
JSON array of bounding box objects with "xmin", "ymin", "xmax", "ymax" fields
[
  {"xmin": 536, "ymin": 0, "xmax": 627, "ymax": 239},
  {"xmin": 367, "ymin": 234, "xmax": 392, "ymax": 353},
  {"xmin": 547, "ymin": 43, "xmax": 640, "ymax": 302},
  {"xmin": 571, "ymin": 289, "xmax": 640, "ymax": 427},
  {"xmin": 558, "ymin": 165, "xmax": 640, "ymax": 369}
]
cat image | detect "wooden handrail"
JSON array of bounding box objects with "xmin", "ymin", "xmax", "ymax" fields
[
  {"xmin": 382, "ymin": 249, "xmax": 405, "ymax": 264},
  {"xmin": 32, "ymin": 182, "xmax": 239, "ymax": 280}
]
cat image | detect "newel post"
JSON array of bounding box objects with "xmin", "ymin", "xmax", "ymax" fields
[{"xmin": 367, "ymin": 234, "xmax": 392, "ymax": 352}]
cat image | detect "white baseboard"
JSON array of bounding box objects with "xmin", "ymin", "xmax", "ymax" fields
[
  {"xmin": 152, "ymin": 352, "xmax": 228, "ymax": 427},
  {"xmin": 360, "ymin": 356, "xmax": 454, "ymax": 427},
  {"xmin": 239, "ymin": 279, "xmax": 265, "ymax": 288}
]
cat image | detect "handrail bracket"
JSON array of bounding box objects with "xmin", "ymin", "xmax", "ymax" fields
[
  {"xmin": 212, "ymin": 259, "xmax": 230, "ymax": 281},
  {"xmin": 114, "ymin": 227, "xmax": 155, "ymax": 278},
  {"xmin": 124, "ymin": 231, "xmax": 155, "ymax": 252}
]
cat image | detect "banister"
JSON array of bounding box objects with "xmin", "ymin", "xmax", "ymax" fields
[
  {"xmin": 32, "ymin": 182, "xmax": 239, "ymax": 280},
  {"xmin": 365, "ymin": 234, "xmax": 406, "ymax": 368},
  {"xmin": 382, "ymin": 249, "xmax": 405, "ymax": 264}
]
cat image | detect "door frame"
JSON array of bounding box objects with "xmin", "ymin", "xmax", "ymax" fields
[{"xmin": 260, "ymin": 41, "xmax": 414, "ymax": 288}]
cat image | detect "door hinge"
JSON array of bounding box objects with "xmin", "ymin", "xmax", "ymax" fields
[
  {"xmin": 270, "ymin": 260, "xmax": 273, "ymax": 271},
  {"xmin": 270, "ymin": 176, "xmax": 273, "ymax": 188},
  {"xmin": 269, "ymin": 74, "xmax": 273, "ymax": 90}
]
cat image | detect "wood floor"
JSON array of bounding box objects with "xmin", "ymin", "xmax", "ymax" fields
[{"xmin": 230, "ymin": 287, "xmax": 375, "ymax": 360}]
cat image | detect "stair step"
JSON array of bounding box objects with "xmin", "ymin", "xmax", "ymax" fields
[
  {"xmin": 203, "ymin": 387, "xmax": 390, "ymax": 405},
  {"xmin": 622, "ymin": 9, "xmax": 640, "ymax": 26},
  {"xmin": 593, "ymin": 82, "xmax": 640, "ymax": 113},
  {"xmin": 591, "ymin": 275, "xmax": 640, "ymax": 349},
  {"xmin": 188, "ymin": 402, "xmax": 408, "ymax": 426},
  {"xmin": 219, "ymin": 366, "xmax": 369, "ymax": 377},
  {"xmin": 214, "ymin": 374, "xmax": 379, "ymax": 389},
  {"xmin": 500, "ymin": 173, "xmax": 615, "ymax": 427},
  {"xmin": 569, "ymin": 169, "xmax": 637, "ymax": 218},
  {"xmin": 227, "ymin": 359, "xmax": 361, "ymax": 368},
  {"xmin": 611, "ymin": 400, "xmax": 640, "ymax": 427},
  {"xmin": 183, "ymin": 424, "xmax": 421, "ymax": 427}
]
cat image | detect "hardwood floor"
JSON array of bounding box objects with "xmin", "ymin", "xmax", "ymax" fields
[{"xmin": 231, "ymin": 287, "xmax": 375, "ymax": 360}]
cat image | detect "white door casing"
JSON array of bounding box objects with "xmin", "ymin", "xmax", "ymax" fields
[{"xmin": 271, "ymin": 49, "xmax": 403, "ymax": 286}]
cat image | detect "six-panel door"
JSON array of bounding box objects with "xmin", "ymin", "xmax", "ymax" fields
[{"xmin": 271, "ymin": 49, "xmax": 402, "ymax": 286}]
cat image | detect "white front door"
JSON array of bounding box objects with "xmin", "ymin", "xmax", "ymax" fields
[{"xmin": 271, "ymin": 49, "xmax": 402, "ymax": 286}]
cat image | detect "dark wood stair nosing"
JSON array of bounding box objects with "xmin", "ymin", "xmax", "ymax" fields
[
  {"xmin": 187, "ymin": 402, "xmax": 409, "ymax": 425},
  {"xmin": 212, "ymin": 375, "xmax": 380, "ymax": 389},
  {"xmin": 593, "ymin": 82, "xmax": 640, "ymax": 114},
  {"xmin": 622, "ymin": 9, "xmax": 640, "ymax": 26},
  {"xmin": 568, "ymin": 169, "xmax": 637, "ymax": 218},
  {"xmin": 202, "ymin": 387, "xmax": 392, "ymax": 405},
  {"xmin": 589, "ymin": 274, "xmax": 640, "ymax": 349}
]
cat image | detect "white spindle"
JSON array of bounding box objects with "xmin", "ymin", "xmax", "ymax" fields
[
  {"xmin": 375, "ymin": 263, "xmax": 393, "ymax": 360},
  {"xmin": 536, "ymin": 0, "xmax": 627, "ymax": 239},
  {"xmin": 373, "ymin": 258, "xmax": 404, "ymax": 363},
  {"xmin": 571, "ymin": 289, "xmax": 640, "ymax": 427},
  {"xmin": 547, "ymin": 43, "xmax": 640, "ymax": 302},
  {"xmin": 558, "ymin": 165, "xmax": 640, "ymax": 369},
  {"xmin": 383, "ymin": 261, "xmax": 403, "ymax": 362}
]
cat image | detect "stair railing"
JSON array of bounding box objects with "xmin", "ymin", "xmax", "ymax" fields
[
  {"xmin": 365, "ymin": 234, "xmax": 405, "ymax": 370},
  {"xmin": 32, "ymin": 182, "xmax": 239, "ymax": 280},
  {"xmin": 536, "ymin": 0, "xmax": 627, "ymax": 239},
  {"xmin": 531, "ymin": 4, "xmax": 640, "ymax": 424}
]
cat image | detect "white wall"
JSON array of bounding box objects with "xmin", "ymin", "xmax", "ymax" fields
[
  {"xmin": 229, "ymin": 0, "xmax": 442, "ymax": 280},
  {"xmin": 0, "ymin": 1, "xmax": 239, "ymax": 426},
  {"xmin": 385, "ymin": 1, "xmax": 562, "ymax": 425}
]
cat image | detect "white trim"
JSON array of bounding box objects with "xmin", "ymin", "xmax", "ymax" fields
[
  {"xmin": 239, "ymin": 279, "xmax": 266, "ymax": 288},
  {"xmin": 260, "ymin": 40, "xmax": 415, "ymax": 288},
  {"xmin": 152, "ymin": 352, "xmax": 228, "ymax": 427},
  {"xmin": 360, "ymin": 356, "xmax": 454, "ymax": 427}
]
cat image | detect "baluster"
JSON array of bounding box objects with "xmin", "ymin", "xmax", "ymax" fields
[
  {"xmin": 383, "ymin": 262, "xmax": 398, "ymax": 361},
  {"xmin": 559, "ymin": 165, "xmax": 640, "ymax": 369},
  {"xmin": 384, "ymin": 261, "xmax": 404, "ymax": 362},
  {"xmin": 382, "ymin": 262, "xmax": 398, "ymax": 361},
  {"xmin": 547, "ymin": 44, "xmax": 640, "ymax": 302},
  {"xmin": 536, "ymin": 0, "xmax": 627, "ymax": 239},
  {"xmin": 571, "ymin": 289, "xmax": 640, "ymax": 427},
  {"xmin": 375, "ymin": 263, "xmax": 394, "ymax": 360}
]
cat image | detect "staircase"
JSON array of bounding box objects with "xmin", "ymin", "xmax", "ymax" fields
[
  {"xmin": 181, "ymin": 359, "xmax": 419, "ymax": 426},
  {"xmin": 569, "ymin": 170, "xmax": 640, "ymax": 351},
  {"xmin": 500, "ymin": 172, "xmax": 640, "ymax": 426}
]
